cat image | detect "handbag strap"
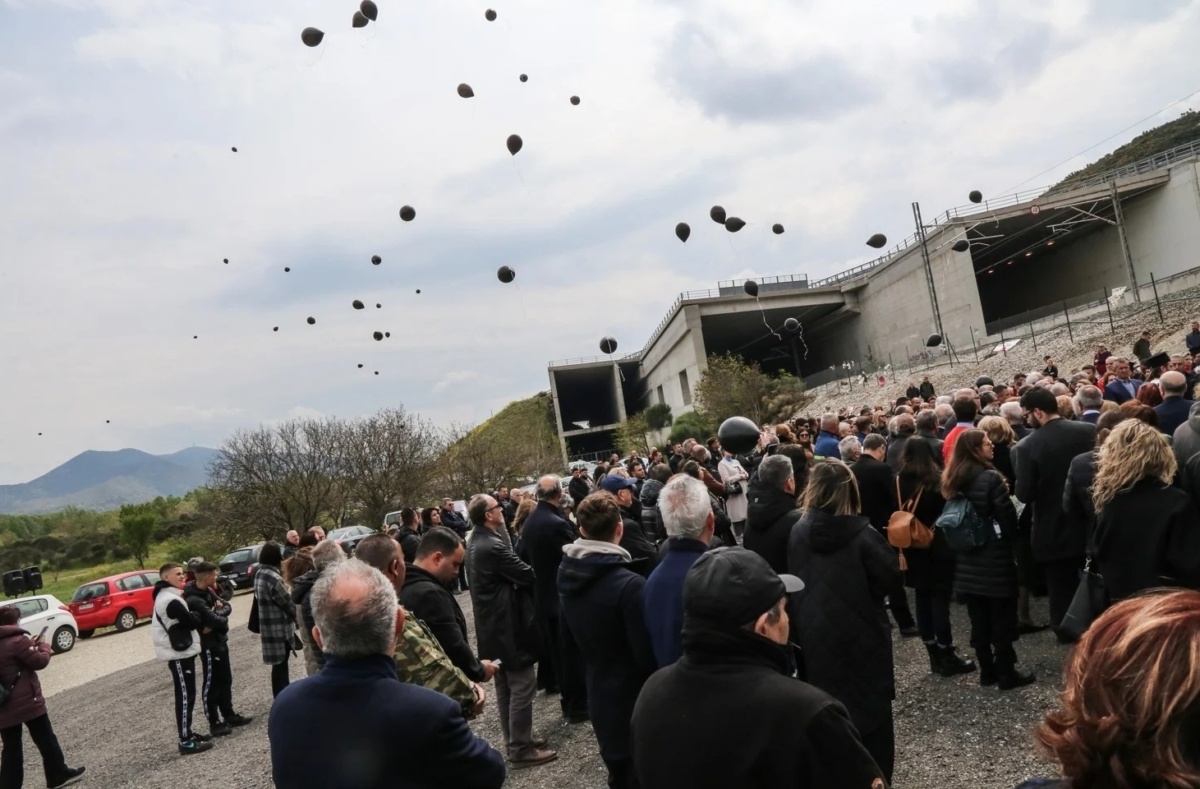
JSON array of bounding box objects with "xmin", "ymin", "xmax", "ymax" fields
[{"xmin": 895, "ymin": 477, "xmax": 922, "ymax": 513}]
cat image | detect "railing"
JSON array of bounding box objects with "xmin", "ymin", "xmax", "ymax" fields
[
  {"xmin": 548, "ymin": 352, "xmax": 641, "ymax": 368},
  {"xmin": 716, "ymin": 273, "xmax": 809, "ymax": 290}
]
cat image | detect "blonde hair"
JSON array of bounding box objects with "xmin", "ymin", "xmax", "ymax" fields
[
  {"xmin": 512, "ymin": 496, "xmax": 536, "ymax": 534},
  {"xmin": 1056, "ymin": 395, "xmax": 1075, "ymax": 419},
  {"xmin": 801, "ymin": 459, "xmax": 861, "ymax": 516},
  {"xmin": 977, "ymin": 415, "xmax": 1016, "ymax": 447},
  {"xmin": 1091, "ymin": 420, "xmax": 1176, "ymax": 512}
]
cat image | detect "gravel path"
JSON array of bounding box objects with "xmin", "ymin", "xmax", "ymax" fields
[{"xmin": 24, "ymin": 589, "xmax": 1064, "ymax": 788}]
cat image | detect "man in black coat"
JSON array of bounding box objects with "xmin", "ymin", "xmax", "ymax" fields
[
  {"xmin": 567, "ymin": 466, "xmax": 592, "ymax": 512},
  {"xmin": 465, "ymin": 494, "xmax": 557, "ymax": 768},
  {"xmin": 597, "ymin": 475, "xmax": 658, "ymax": 568},
  {"xmin": 400, "ymin": 528, "xmax": 498, "ymax": 687},
  {"xmin": 515, "ymin": 477, "xmax": 589, "ymax": 722},
  {"xmin": 184, "ymin": 562, "xmax": 253, "ymax": 736},
  {"xmin": 632, "ymin": 548, "xmax": 885, "ymax": 788},
  {"xmin": 852, "ymin": 435, "xmax": 918, "ymax": 637},
  {"xmin": 1015, "ymin": 388, "xmax": 1097, "ymax": 642},
  {"xmin": 439, "ymin": 498, "xmax": 471, "ymax": 592},
  {"xmin": 744, "ymin": 454, "xmax": 801, "ymax": 574},
  {"xmin": 558, "ymin": 492, "xmax": 657, "ymax": 789}
]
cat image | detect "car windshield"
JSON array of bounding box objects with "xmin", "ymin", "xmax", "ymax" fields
[
  {"xmin": 71, "ymin": 582, "xmax": 109, "ymax": 602},
  {"xmin": 329, "ymin": 527, "xmax": 361, "ymax": 540},
  {"xmin": 221, "ymin": 550, "xmax": 250, "ymax": 564}
]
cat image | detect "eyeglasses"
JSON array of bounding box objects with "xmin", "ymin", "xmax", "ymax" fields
[{"xmin": 488, "ymin": 504, "xmax": 503, "ymax": 513}]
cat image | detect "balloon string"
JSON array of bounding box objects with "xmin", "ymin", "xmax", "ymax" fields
[
  {"xmin": 510, "ymin": 159, "xmax": 528, "ymax": 189},
  {"xmin": 757, "ymin": 298, "xmax": 781, "ymax": 340}
]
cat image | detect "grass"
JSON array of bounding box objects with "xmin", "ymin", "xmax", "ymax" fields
[{"xmin": 37, "ymin": 546, "xmax": 174, "ymax": 605}]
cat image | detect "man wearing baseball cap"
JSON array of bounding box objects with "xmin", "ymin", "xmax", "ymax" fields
[
  {"xmin": 598, "ymin": 474, "xmax": 658, "ymax": 567},
  {"xmin": 631, "ymin": 548, "xmax": 887, "ymax": 788}
]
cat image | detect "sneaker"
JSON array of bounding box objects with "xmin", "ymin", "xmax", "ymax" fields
[
  {"xmin": 48, "ymin": 767, "xmax": 86, "ymax": 789},
  {"xmin": 178, "ymin": 738, "xmax": 213, "ymax": 755},
  {"xmin": 191, "ymin": 732, "xmax": 212, "ymax": 743},
  {"xmin": 225, "ymin": 713, "xmax": 254, "ymax": 727},
  {"xmin": 210, "ymin": 722, "xmax": 233, "ymax": 737},
  {"xmin": 508, "ymin": 747, "xmax": 557, "ymax": 769}
]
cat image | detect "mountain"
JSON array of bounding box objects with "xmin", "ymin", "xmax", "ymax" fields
[
  {"xmin": 0, "ymin": 447, "xmax": 220, "ymax": 515},
  {"xmin": 1053, "ymin": 111, "xmax": 1200, "ymax": 190}
]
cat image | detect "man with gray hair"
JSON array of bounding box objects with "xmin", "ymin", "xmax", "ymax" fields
[
  {"xmin": 999, "ymin": 401, "xmax": 1030, "ymax": 440},
  {"xmin": 838, "ymin": 435, "xmax": 861, "ymax": 463},
  {"xmin": 291, "ymin": 539, "xmax": 346, "ymax": 674},
  {"xmin": 1155, "ymin": 370, "xmax": 1191, "ymax": 434},
  {"xmin": 269, "ymin": 559, "xmax": 505, "ymax": 789},
  {"xmin": 934, "ymin": 402, "xmax": 955, "ymax": 438},
  {"xmin": 744, "ymin": 454, "xmax": 800, "ymax": 573},
  {"xmin": 642, "ymin": 475, "xmax": 715, "ymax": 667},
  {"xmin": 1075, "ymin": 385, "xmax": 1103, "ymax": 425}
]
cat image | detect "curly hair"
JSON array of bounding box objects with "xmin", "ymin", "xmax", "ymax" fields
[
  {"xmin": 1091, "ymin": 419, "xmax": 1176, "ymax": 512},
  {"xmin": 1037, "ymin": 589, "xmax": 1200, "ymax": 788}
]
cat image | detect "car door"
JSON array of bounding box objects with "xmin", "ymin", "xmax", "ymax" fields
[
  {"xmin": 115, "ymin": 574, "xmax": 148, "ymax": 617},
  {"xmin": 137, "ymin": 573, "xmax": 160, "ymax": 617},
  {"xmin": 14, "ymin": 598, "xmax": 47, "ymax": 634}
]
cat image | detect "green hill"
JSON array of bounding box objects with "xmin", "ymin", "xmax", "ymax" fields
[
  {"xmin": 1054, "ymin": 110, "xmax": 1200, "ymax": 190},
  {"xmin": 439, "ymin": 393, "xmax": 561, "ymax": 498}
]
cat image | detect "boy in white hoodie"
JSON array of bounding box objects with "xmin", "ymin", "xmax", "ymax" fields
[{"xmin": 151, "ymin": 563, "xmax": 210, "ymax": 755}]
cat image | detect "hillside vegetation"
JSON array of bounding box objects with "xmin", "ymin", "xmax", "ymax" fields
[{"xmin": 1054, "ymin": 111, "xmax": 1200, "ymax": 189}]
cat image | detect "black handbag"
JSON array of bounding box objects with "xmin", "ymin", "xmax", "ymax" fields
[
  {"xmin": 0, "ymin": 671, "xmax": 21, "ymax": 706},
  {"xmin": 1059, "ymin": 556, "xmax": 1108, "ymax": 641},
  {"xmin": 247, "ymin": 595, "xmax": 261, "ymax": 635},
  {"xmin": 155, "ymin": 611, "xmax": 195, "ymax": 652},
  {"xmin": 724, "ymin": 480, "xmax": 743, "ymax": 496}
]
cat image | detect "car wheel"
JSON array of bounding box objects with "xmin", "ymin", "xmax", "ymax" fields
[
  {"xmin": 52, "ymin": 627, "xmax": 75, "ymax": 654},
  {"xmin": 115, "ymin": 608, "xmax": 137, "ymax": 632},
  {"xmin": 78, "ymin": 629, "xmax": 94, "ymax": 639}
]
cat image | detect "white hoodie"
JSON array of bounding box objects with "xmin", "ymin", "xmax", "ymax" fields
[{"xmin": 151, "ymin": 584, "xmax": 201, "ymax": 662}]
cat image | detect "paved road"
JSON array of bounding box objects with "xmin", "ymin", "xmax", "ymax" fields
[{"xmin": 21, "ymin": 590, "xmax": 1060, "ymax": 788}]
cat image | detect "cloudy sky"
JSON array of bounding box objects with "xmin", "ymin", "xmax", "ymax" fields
[{"xmin": 2, "ymin": 0, "xmax": 1199, "ymax": 483}]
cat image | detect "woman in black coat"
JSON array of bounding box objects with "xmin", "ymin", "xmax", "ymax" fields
[
  {"xmin": 896, "ymin": 438, "xmax": 974, "ymax": 677},
  {"xmin": 942, "ymin": 429, "xmax": 1035, "ymax": 691},
  {"xmin": 1091, "ymin": 420, "xmax": 1200, "ymax": 600},
  {"xmin": 788, "ymin": 460, "xmax": 900, "ymax": 783}
]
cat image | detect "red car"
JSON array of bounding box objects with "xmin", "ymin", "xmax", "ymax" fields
[{"xmin": 68, "ymin": 569, "xmax": 161, "ymax": 638}]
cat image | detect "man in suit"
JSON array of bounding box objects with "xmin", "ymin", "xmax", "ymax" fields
[
  {"xmin": 1015, "ymin": 388, "xmax": 1097, "ymax": 643},
  {"xmin": 1076, "ymin": 385, "xmax": 1103, "ymax": 424},
  {"xmin": 1102, "ymin": 357, "xmax": 1142, "ymax": 404},
  {"xmin": 1154, "ymin": 371, "xmax": 1192, "ymax": 435},
  {"xmin": 269, "ymin": 559, "xmax": 506, "ymax": 789},
  {"xmin": 852, "ymin": 435, "xmax": 918, "ymax": 637}
]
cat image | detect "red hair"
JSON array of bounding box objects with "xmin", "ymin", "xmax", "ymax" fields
[{"xmin": 1037, "ymin": 589, "xmax": 1200, "ymax": 787}]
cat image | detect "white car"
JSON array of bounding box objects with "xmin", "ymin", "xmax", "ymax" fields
[{"xmin": 1, "ymin": 595, "xmax": 79, "ymax": 654}]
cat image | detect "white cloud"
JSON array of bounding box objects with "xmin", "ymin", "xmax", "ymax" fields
[{"xmin": 432, "ymin": 371, "xmax": 480, "ymax": 394}]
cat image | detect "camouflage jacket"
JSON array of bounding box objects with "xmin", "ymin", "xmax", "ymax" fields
[{"xmin": 393, "ymin": 606, "xmax": 477, "ymax": 716}]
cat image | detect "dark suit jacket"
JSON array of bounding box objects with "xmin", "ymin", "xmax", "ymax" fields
[
  {"xmin": 850, "ymin": 455, "xmax": 896, "ymax": 533},
  {"xmin": 1014, "ymin": 418, "xmax": 1097, "ymax": 562},
  {"xmin": 515, "ymin": 500, "xmax": 576, "ymax": 619},
  {"xmin": 1080, "ymin": 411, "xmax": 1101, "ymax": 425},
  {"xmin": 1103, "ymin": 378, "xmax": 1141, "ymax": 404},
  {"xmin": 1155, "ymin": 397, "xmax": 1192, "ymax": 436}
]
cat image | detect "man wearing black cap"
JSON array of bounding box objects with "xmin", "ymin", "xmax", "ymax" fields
[
  {"xmin": 631, "ymin": 548, "xmax": 886, "ymax": 788},
  {"xmin": 598, "ymin": 474, "xmax": 657, "ymax": 567}
]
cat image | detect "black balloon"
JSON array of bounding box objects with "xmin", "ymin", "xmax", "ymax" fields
[
  {"xmin": 371, "ymin": 255, "xmax": 382, "ymax": 265},
  {"xmin": 599, "ymin": 337, "xmax": 618, "ymax": 355},
  {"xmin": 710, "ymin": 205, "xmax": 726, "ymax": 224},
  {"xmin": 497, "ymin": 265, "xmax": 515, "ymax": 283},
  {"xmin": 952, "ymin": 239, "xmax": 970, "ymax": 252},
  {"xmin": 376, "ymin": 303, "xmax": 381, "ymax": 308},
  {"xmin": 485, "ymin": 8, "xmax": 497, "ymax": 20},
  {"xmin": 725, "ymin": 217, "xmax": 746, "ymax": 233},
  {"xmin": 106, "ymin": 420, "xmax": 110, "ymax": 424},
  {"xmin": 231, "ymin": 147, "xmax": 237, "ymax": 153},
  {"xmin": 353, "ymin": 300, "xmax": 365, "ymax": 310},
  {"xmin": 352, "ymin": 11, "xmax": 368, "ymax": 28},
  {"xmin": 358, "ymin": 364, "xmax": 364, "ymax": 368},
  {"xmin": 968, "ymin": 190, "xmax": 983, "ymax": 204},
  {"xmin": 284, "ymin": 267, "xmax": 290, "ymax": 272},
  {"xmin": 784, "ymin": 317, "xmax": 799, "ymax": 332},
  {"xmin": 506, "ymin": 134, "xmax": 523, "ymax": 155},
  {"xmin": 375, "ymin": 371, "xmax": 379, "ymax": 375},
  {"xmin": 273, "ymin": 327, "xmax": 279, "ymax": 332},
  {"xmin": 399, "ymin": 206, "xmax": 415, "ymax": 222},
  {"xmin": 675, "ymin": 222, "xmax": 690, "ymax": 243},
  {"xmin": 385, "ymin": 331, "xmax": 391, "ymax": 338},
  {"xmin": 519, "ymin": 74, "xmax": 528, "ymax": 82},
  {"xmin": 373, "ymin": 331, "xmax": 384, "ymax": 341},
  {"xmin": 743, "ymin": 280, "xmax": 758, "ymax": 298},
  {"xmin": 772, "ymin": 223, "xmax": 784, "ymax": 235},
  {"xmin": 925, "ymin": 333, "xmax": 942, "ymax": 347},
  {"xmin": 415, "ymin": 289, "xmax": 421, "ymax": 294},
  {"xmin": 866, "ymin": 233, "xmax": 887, "ymax": 249},
  {"xmin": 457, "ymin": 83, "xmax": 475, "ymax": 98},
  {"xmin": 193, "ymin": 335, "xmax": 198, "ymax": 339},
  {"xmin": 360, "ymin": 0, "xmax": 378, "ymax": 21},
  {"xmin": 718, "ymin": 416, "xmax": 760, "ymax": 455},
  {"xmin": 223, "ymin": 258, "xmax": 228, "ymax": 264},
  {"xmin": 570, "ymin": 96, "xmax": 580, "ymax": 106},
  {"xmin": 307, "ymin": 317, "xmax": 316, "ymax": 325},
  {"xmin": 301, "ymin": 27, "xmax": 324, "ymax": 47}
]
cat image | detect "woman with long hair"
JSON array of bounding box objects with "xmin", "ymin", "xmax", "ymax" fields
[
  {"xmin": 1016, "ymin": 589, "xmax": 1200, "ymax": 789},
  {"xmin": 1091, "ymin": 420, "xmax": 1200, "ymax": 600},
  {"xmin": 253, "ymin": 541, "xmax": 297, "ymax": 698},
  {"xmin": 283, "ymin": 547, "xmax": 318, "ymax": 676},
  {"xmin": 788, "ymin": 460, "xmax": 900, "ymax": 782},
  {"xmin": 897, "ymin": 438, "xmax": 974, "ymax": 677},
  {"xmin": 942, "ymin": 430, "xmax": 1034, "ymax": 690}
]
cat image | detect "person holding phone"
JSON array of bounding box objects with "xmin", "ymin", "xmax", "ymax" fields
[{"xmin": 0, "ymin": 605, "xmax": 86, "ymax": 788}]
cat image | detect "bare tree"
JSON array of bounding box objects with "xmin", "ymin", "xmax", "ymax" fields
[{"xmin": 341, "ymin": 407, "xmax": 443, "ymax": 528}]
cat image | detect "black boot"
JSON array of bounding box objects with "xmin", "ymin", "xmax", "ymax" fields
[
  {"xmin": 975, "ymin": 647, "xmax": 997, "ymax": 686},
  {"xmin": 995, "ymin": 647, "xmax": 1036, "ymax": 690},
  {"xmin": 937, "ymin": 645, "xmax": 977, "ymax": 676},
  {"xmin": 924, "ymin": 643, "xmax": 940, "ymax": 673}
]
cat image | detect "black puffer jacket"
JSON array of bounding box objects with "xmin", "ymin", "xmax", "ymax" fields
[
  {"xmin": 183, "ymin": 581, "xmax": 230, "ymax": 653},
  {"xmin": 466, "ymin": 527, "xmax": 540, "ymax": 670},
  {"xmin": 744, "ymin": 480, "xmax": 801, "ymax": 574},
  {"xmin": 787, "ymin": 509, "xmax": 899, "ymax": 736},
  {"xmin": 290, "ymin": 569, "xmax": 324, "ymax": 668},
  {"xmin": 952, "ymin": 469, "xmax": 1019, "ymax": 599},
  {"xmin": 639, "ymin": 479, "xmax": 665, "ymax": 543},
  {"xmin": 400, "ymin": 565, "xmax": 486, "ymax": 682}
]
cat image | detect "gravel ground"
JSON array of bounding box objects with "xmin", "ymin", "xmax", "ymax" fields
[{"xmin": 22, "ymin": 586, "xmax": 1066, "ymax": 788}]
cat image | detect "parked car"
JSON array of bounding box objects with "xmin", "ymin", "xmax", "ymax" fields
[
  {"xmin": 0, "ymin": 595, "xmax": 79, "ymax": 654},
  {"xmin": 327, "ymin": 525, "xmax": 376, "ymax": 555},
  {"xmin": 219, "ymin": 545, "xmax": 263, "ymax": 589},
  {"xmin": 68, "ymin": 570, "xmax": 162, "ymax": 638}
]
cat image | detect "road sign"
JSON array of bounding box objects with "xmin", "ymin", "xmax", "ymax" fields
[{"xmin": 1030, "ymin": 205, "xmax": 1041, "ymax": 215}]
